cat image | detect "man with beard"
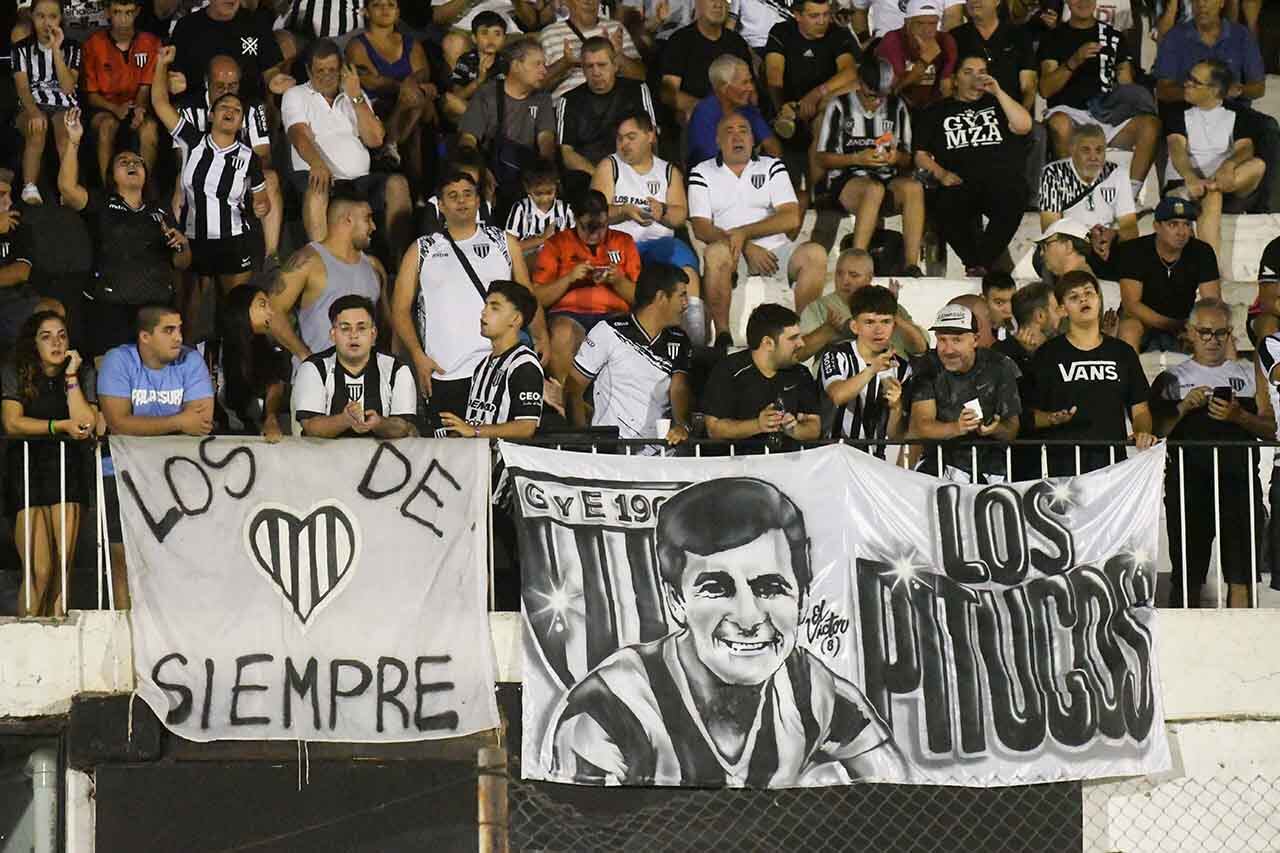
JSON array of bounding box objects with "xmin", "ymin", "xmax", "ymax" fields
[
  {"xmin": 543, "ymin": 477, "xmax": 907, "ymax": 786},
  {"xmin": 796, "ymin": 248, "xmax": 927, "ymax": 363},
  {"xmin": 997, "ymin": 282, "xmax": 1063, "ymax": 479}
]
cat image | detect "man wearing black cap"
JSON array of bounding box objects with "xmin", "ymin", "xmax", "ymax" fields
[
  {"xmin": 909, "ymin": 303, "xmax": 1021, "ymax": 482},
  {"xmin": 1115, "ymin": 196, "xmax": 1221, "ymax": 353}
]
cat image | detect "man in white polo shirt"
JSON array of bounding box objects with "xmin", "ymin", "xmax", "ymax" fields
[
  {"xmin": 281, "ymin": 38, "xmax": 412, "ymax": 264},
  {"xmin": 688, "ymin": 111, "xmax": 827, "ymax": 350}
]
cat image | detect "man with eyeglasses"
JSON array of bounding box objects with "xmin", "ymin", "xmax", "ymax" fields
[
  {"xmin": 1150, "ymin": 298, "xmax": 1271, "ymax": 608},
  {"xmin": 1152, "ymin": 0, "xmax": 1265, "ymax": 107},
  {"xmin": 1114, "ymin": 195, "xmax": 1220, "ymax": 353}
]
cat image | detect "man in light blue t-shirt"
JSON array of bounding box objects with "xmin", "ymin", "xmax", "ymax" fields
[{"xmin": 96, "ymin": 305, "xmax": 214, "ymax": 607}]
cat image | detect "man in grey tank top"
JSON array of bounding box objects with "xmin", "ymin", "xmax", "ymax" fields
[{"xmin": 270, "ymin": 193, "xmax": 387, "ymax": 369}]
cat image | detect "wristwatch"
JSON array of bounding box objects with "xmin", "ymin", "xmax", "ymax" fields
[{"xmin": 351, "ymin": 94, "xmax": 366, "ymax": 105}]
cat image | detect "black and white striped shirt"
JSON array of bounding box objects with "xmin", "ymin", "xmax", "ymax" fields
[
  {"xmin": 172, "ymin": 118, "xmax": 266, "ymax": 241},
  {"xmin": 466, "ymin": 342, "xmax": 544, "ymax": 427},
  {"xmin": 816, "ymin": 91, "xmax": 912, "ymax": 187},
  {"xmin": 1037, "ymin": 158, "xmax": 1135, "ymax": 229},
  {"xmin": 505, "ymin": 197, "xmax": 575, "ymax": 241},
  {"xmin": 12, "ymin": 36, "xmax": 81, "ymax": 110},
  {"xmin": 819, "ymin": 341, "xmax": 912, "ymax": 454},
  {"xmin": 176, "ymin": 95, "xmax": 271, "ymax": 154},
  {"xmin": 276, "ymin": 0, "xmax": 364, "ymax": 39}
]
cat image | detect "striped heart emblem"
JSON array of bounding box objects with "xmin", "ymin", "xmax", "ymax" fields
[{"xmin": 244, "ymin": 501, "xmax": 362, "ymax": 627}]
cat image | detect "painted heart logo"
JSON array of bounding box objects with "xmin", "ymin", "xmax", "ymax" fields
[{"xmin": 244, "ymin": 500, "xmax": 362, "ymax": 627}]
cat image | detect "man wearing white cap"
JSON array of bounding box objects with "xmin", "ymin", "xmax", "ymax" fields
[
  {"xmin": 1036, "ymin": 219, "xmax": 1097, "ymax": 281},
  {"xmin": 851, "ymin": 0, "xmax": 963, "ymax": 43},
  {"xmin": 874, "ymin": 0, "xmax": 957, "ymax": 111}
]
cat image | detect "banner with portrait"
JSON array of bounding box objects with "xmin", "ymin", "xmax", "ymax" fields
[
  {"xmin": 503, "ymin": 442, "xmax": 1170, "ymax": 788},
  {"xmin": 113, "ymin": 437, "xmax": 499, "ymax": 743}
]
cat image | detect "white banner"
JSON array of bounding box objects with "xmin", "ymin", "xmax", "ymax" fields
[
  {"xmin": 503, "ymin": 442, "xmax": 1171, "ymax": 788},
  {"xmin": 113, "ymin": 437, "xmax": 499, "ymax": 743}
]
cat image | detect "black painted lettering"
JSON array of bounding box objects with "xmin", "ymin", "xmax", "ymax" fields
[
  {"xmin": 284, "ymin": 657, "xmax": 320, "ymax": 730},
  {"xmin": 581, "ymin": 491, "xmax": 604, "ymax": 520},
  {"xmin": 936, "ymin": 484, "xmax": 988, "ymax": 583},
  {"xmin": 230, "ymin": 653, "xmax": 273, "ymax": 726},
  {"xmin": 152, "ymin": 653, "xmax": 193, "ymax": 725},
  {"xmin": 376, "ymin": 657, "xmax": 411, "ymax": 733},
  {"xmin": 936, "ymin": 575, "xmax": 985, "ymax": 754},
  {"xmin": 329, "ymin": 659, "xmax": 373, "ymax": 730},
  {"xmin": 120, "ymin": 471, "xmax": 182, "ymax": 542},
  {"xmin": 200, "ymin": 658, "xmax": 214, "ymax": 730},
  {"xmin": 976, "ymin": 587, "xmax": 1046, "ymax": 752},
  {"xmin": 414, "ymin": 656, "xmax": 459, "ymax": 731},
  {"xmin": 358, "ymin": 442, "xmax": 412, "ymax": 500},
  {"xmin": 1023, "ymin": 482, "xmax": 1074, "ymax": 575},
  {"xmin": 400, "ymin": 460, "xmax": 462, "ymax": 535},
  {"xmin": 1027, "ymin": 575, "xmax": 1096, "ymax": 745},
  {"xmin": 164, "ymin": 456, "xmax": 213, "ymax": 516},
  {"xmin": 974, "ymin": 486, "xmax": 1027, "ymax": 585},
  {"xmin": 199, "ymin": 437, "xmax": 257, "ymax": 499}
]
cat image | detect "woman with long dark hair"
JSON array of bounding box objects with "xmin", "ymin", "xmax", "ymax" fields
[
  {"xmin": 1, "ymin": 310, "xmax": 100, "ymax": 616},
  {"xmin": 205, "ymin": 285, "xmax": 288, "ymax": 440}
]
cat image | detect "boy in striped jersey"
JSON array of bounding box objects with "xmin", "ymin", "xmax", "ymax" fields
[
  {"xmin": 13, "ymin": 0, "xmax": 81, "ymax": 205},
  {"xmin": 505, "ymin": 159, "xmax": 575, "ymax": 257}
]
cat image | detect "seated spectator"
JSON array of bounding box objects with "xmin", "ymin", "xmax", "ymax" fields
[
  {"xmin": 686, "ymin": 54, "xmax": 781, "ymax": 166},
  {"xmin": 913, "ymin": 53, "xmax": 1032, "ymax": 277},
  {"xmin": 0, "ymin": 172, "xmax": 37, "ymax": 349},
  {"xmin": 13, "ymin": 0, "xmax": 81, "ymax": 205},
  {"xmin": 909, "ymin": 303, "xmax": 1021, "ymax": 482},
  {"xmin": 457, "ymin": 38, "xmax": 557, "ymax": 222},
  {"xmin": 391, "ymin": 170, "xmax": 535, "ymax": 429},
  {"xmin": 816, "ymin": 54, "xmax": 923, "ymax": 275},
  {"xmin": 558, "ymin": 37, "xmax": 656, "ymax": 197},
  {"xmin": 166, "ymin": 55, "xmax": 281, "ymax": 261},
  {"xmin": 1153, "ymin": 0, "xmax": 1265, "ymax": 105},
  {"xmin": 59, "ymin": 108, "xmax": 193, "ymax": 357},
  {"xmin": 660, "ymin": 0, "xmax": 755, "ymax": 125},
  {"xmin": 292, "ymin": 294, "xmax": 417, "ymax": 438},
  {"xmin": 168, "ymin": 0, "xmax": 289, "ymax": 104},
  {"xmin": 206, "ymin": 285, "xmax": 287, "ymax": 440},
  {"xmin": 1, "ymin": 311, "xmax": 98, "ymax": 617},
  {"xmin": 439, "ymin": 279, "xmax": 544, "ymax": 439},
  {"xmin": 270, "ymin": 192, "xmax": 384, "ymax": 365},
  {"xmin": 796, "ymin": 248, "xmax": 927, "ymax": 362},
  {"xmin": 983, "ymin": 272, "xmax": 1016, "ymax": 339},
  {"xmin": 98, "ymin": 305, "xmax": 214, "ymax": 608},
  {"xmin": 1038, "ymin": 0, "xmax": 1160, "ymax": 200},
  {"xmin": 703, "ymin": 302, "xmax": 822, "ymax": 451},
  {"xmin": 852, "ymin": 0, "xmax": 963, "ymax": 42},
  {"xmin": 507, "ymin": 159, "xmax": 575, "ymax": 257},
  {"xmin": 1251, "ymin": 236, "xmax": 1280, "ymax": 342},
  {"xmin": 152, "ymin": 47, "xmax": 269, "ymax": 293},
  {"xmin": 444, "ymin": 11, "xmax": 508, "ymax": 124},
  {"xmin": 1036, "ymin": 218, "xmax": 1097, "ymax": 282},
  {"xmin": 1165, "ymin": 59, "xmax": 1267, "ymax": 257},
  {"xmin": 81, "ymin": 0, "xmax": 160, "ymax": 183},
  {"xmin": 283, "ymin": 39, "xmax": 412, "ymax": 264},
  {"xmin": 876, "ymin": 0, "xmax": 957, "ymax": 111},
  {"xmin": 617, "ymin": 0, "xmax": 693, "ymax": 51},
  {"xmin": 276, "ymin": 0, "xmax": 365, "ymax": 41},
  {"xmin": 731, "ymin": 0, "xmax": 787, "ymax": 54},
  {"xmin": 1116, "ymin": 195, "xmax": 1221, "ymax": 352},
  {"xmin": 690, "ymin": 113, "xmax": 827, "ymax": 348},
  {"xmin": 345, "ymin": 0, "xmax": 437, "ymax": 196},
  {"xmin": 541, "ymin": 0, "xmax": 644, "ymax": 102},
  {"xmin": 136, "ymin": 0, "xmax": 185, "ymax": 39},
  {"xmin": 592, "ymin": 111, "xmax": 705, "ymax": 343},
  {"xmin": 1029, "ymin": 269, "xmax": 1153, "ymax": 476},
  {"xmin": 421, "ymin": 147, "xmax": 497, "ymax": 233},
  {"xmin": 1151, "ymin": 298, "xmax": 1271, "ymax": 608},
  {"xmin": 1039, "ymin": 123, "xmax": 1138, "ymax": 279},
  {"xmin": 533, "ymin": 190, "xmax": 641, "ymax": 382},
  {"xmin": 819, "ymin": 284, "xmax": 911, "ymax": 454},
  {"xmin": 566, "ymin": 263, "xmax": 692, "ymax": 451},
  {"xmin": 434, "ymin": 0, "xmax": 535, "ymax": 69}
]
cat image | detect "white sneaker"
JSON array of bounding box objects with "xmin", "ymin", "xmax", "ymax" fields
[{"xmin": 21, "ymin": 184, "xmax": 42, "ymax": 205}]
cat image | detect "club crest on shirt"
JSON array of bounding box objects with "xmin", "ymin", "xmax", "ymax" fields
[
  {"xmin": 647, "ymin": 180, "xmax": 661, "ymax": 196},
  {"xmin": 607, "ymin": 250, "xmax": 622, "ymax": 264},
  {"xmin": 1100, "ymin": 188, "xmax": 1115, "ymax": 203},
  {"xmin": 751, "ymin": 174, "xmax": 766, "ymax": 189},
  {"xmin": 528, "ymin": 105, "xmax": 538, "ymax": 120},
  {"xmin": 228, "ymin": 156, "xmax": 246, "ymax": 170},
  {"xmin": 490, "ymin": 368, "xmax": 506, "ymax": 391},
  {"xmin": 473, "ymin": 243, "xmax": 491, "ymax": 259},
  {"xmin": 134, "ymin": 52, "xmax": 148, "ymax": 67}
]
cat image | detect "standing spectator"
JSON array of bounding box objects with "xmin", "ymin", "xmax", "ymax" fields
[
  {"xmin": 796, "ymin": 248, "xmax": 927, "ymax": 362},
  {"xmin": 2, "ymin": 311, "xmax": 98, "ymax": 616},
  {"xmin": 0, "ymin": 172, "xmax": 36, "ymax": 349},
  {"xmin": 730, "ymin": 0, "xmax": 787, "ymax": 54},
  {"xmin": 1029, "ymin": 269, "xmax": 1154, "ymax": 476},
  {"xmin": 81, "ymin": 0, "xmax": 160, "ymax": 182},
  {"xmin": 168, "ymin": 0, "xmax": 287, "ymax": 103},
  {"xmin": 592, "ymin": 111, "xmax": 705, "ymax": 343},
  {"xmin": 1153, "ymin": 0, "xmax": 1265, "ymax": 105},
  {"xmin": 506, "ymin": 159, "xmax": 575, "ymax": 257},
  {"xmin": 292, "ymin": 294, "xmax": 417, "ymax": 438},
  {"xmin": 136, "ymin": 0, "xmax": 185, "ymax": 39},
  {"xmin": 276, "ymin": 0, "xmax": 365, "ymax": 41},
  {"xmin": 819, "ymin": 284, "xmax": 911, "ymax": 454},
  {"xmin": 390, "ymin": 170, "xmax": 535, "ymax": 430},
  {"xmin": 1115, "ymin": 195, "xmax": 1221, "ymax": 352},
  {"xmin": 282, "ymin": 39, "xmax": 412, "ymax": 264},
  {"xmin": 269, "ymin": 193, "xmax": 384, "ymax": 365},
  {"xmin": 541, "ymin": 0, "xmax": 644, "ymax": 102},
  {"xmin": 815, "ymin": 54, "xmax": 922, "ymax": 275},
  {"xmin": 876, "ymin": 0, "xmax": 957, "ymax": 111},
  {"xmin": 685, "ymin": 54, "xmax": 781, "ymax": 166},
  {"xmin": 98, "ymin": 305, "xmax": 214, "ymax": 607},
  {"xmin": 762, "ymin": 0, "xmax": 858, "ymax": 154},
  {"xmin": 909, "ymin": 303, "xmax": 1021, "ymax": 482},
  {"xmin": 1164, "ymin": 59, "xmax": 1267, "ymax": 258},
  {"xmin": 59, "ymin": 108, "xmax": 192, "ymax": 357},
  {"xmin": 1038, "ymin": 122, "xmax": 1138, "ymax": 278},
  {"xmin": 205, "ymin": 284, "xmax": 287, "ymax": 440},
  {"xmin": 618, "ymin": 0, "xmax": 693, "ymax": 50},
  {"xmin": 1037, "ymin": 0, "xmax": 1159, "ymax": 200},
  {"xmin": 557, "ymin": 37, "xmax": 656, "ymax": 197},
  {"xmin": 983, "ymin": 271, "xmax": 1016, "ymax": 339},
  {"xmin": 346, "ymin": 0, "xmax": 437, "ymax": 199},
  {"xmin": 852, "ymin": 0, "xmax": 963, "ymax": 41},
  {"xmin": 152, "ymin": 47, "xmax": 269, "ymax": 294},
  {"xmin": 12, "ymin": 0, "xmax": 80, "ymax": 205},
  {"xmin": 660, "ymin": 0, "xmax": 755, "ymax": 124},
  {"xmin": 532, "ymin": 190, "xmax": 641, "ymax": 383},
  {"xmin": 996, "ymin": 280, "xmax": 1063, "ymax": 375},
  {"xmin": 703, "ymin": 302, "xmax": 822, "ymax": 451},
  {"xmin": 913, "ymin": 53, "xmax": 1032, "ymax": 277},
  {"xmin": 1151, "ymin": 298, "xmax": 1271, "ymax": 608},
  {"xmin": 443, "ymin": 11, "xmax": 508, "ymax": 124},
  {"xmin": 457, "ymin": 38, "xmax": 557, "ymax": 223},
  {"xmin": 420, "ymin": 148, "xmax": 497, "ymax": 234},
  {"xmin": 566, "ymin": 263, "xmax": 692, "ymax": 451},
  {"xmin": 690, "ymin": 113, "xmax": 827, "ymax": 348}
]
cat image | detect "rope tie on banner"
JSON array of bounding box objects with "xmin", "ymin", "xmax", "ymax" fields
[{"xmin": 297, "ymin": 739, "xmax": 311, "ymax": 791}]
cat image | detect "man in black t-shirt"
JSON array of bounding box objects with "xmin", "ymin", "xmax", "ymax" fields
[
  {"xmin": 703, "ymin": 303, "xmax": 821, "ymax": 453},
  {"xmin": 1115, "ymin": 195, "xmax": 1221, "ymax": 353},
  {"xmin": 996, "ymin": 281, "xmax": 1062, "ymax": 480},
  {"xmin": 762, "ymin": 0, "xmax": 857, "ymax": 146},
  {"xmin": 1029, "ymin": 269, "xmax": 1154, "ymax": 476},
  {"xmin": 169, "ymin": 0, "xmax": 288, "ymax": 103},
  {"xmin": 661, "ymin": 0, "xmax": 756, "ymax": 124},
  {"xmin": 909, "ymin": 303, "xmax": 1021, "ymax": 482},
  {"xmin": 913, "ymin": 53, "xmax": 1033, "ymax": 277}
]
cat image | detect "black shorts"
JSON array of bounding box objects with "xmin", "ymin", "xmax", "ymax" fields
[{"xmin": 189, "ymin": 231, "xmax": 261, "ymax": 277}]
